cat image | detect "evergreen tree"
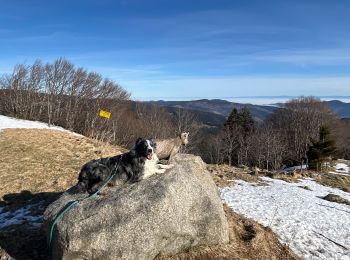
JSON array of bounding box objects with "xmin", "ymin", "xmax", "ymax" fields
[
  {"xmin": 240, "ymin": 106, "xmax": 255, "ymax": 135},
  {"xmin": 224, "ymin": 107, "xmax": 255, "ymax": 133},
  {"xmin": 224, "ymin": 108, "xmax": 240, "ymax": 131},
  {"xmin": 223, "ymin": 106, "xmax": 255, "ymax": 166},
  {"xmin": 307, "ymin": 126, "xmax": 338, "ymax": 171}
]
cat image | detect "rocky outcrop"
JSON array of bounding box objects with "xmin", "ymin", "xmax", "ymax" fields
[{"xmin": 43, "ymin": 154, "xmax": 229, "ymax": 260}]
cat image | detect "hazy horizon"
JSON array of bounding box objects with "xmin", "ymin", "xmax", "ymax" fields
[{"xmin": 135, "ymin": 96, "xmax": 350, "ymax": 105}]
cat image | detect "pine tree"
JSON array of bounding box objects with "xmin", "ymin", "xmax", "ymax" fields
[
  {"xmin": 307, "ymin": 126, "xmax": 338, "ymax": 171},
  {"xmin": 224, "ymin": 106, "xmax": 254, "ymax": 133},
  {"xmin": 240, "ymin": 106, "xmax": 255, "ymax": 135},
  {"xmin": 223, "ymin": 106, "xmax": 255, "ymax": 166},
  {"xmin": 224, "ymin": 108, "xmax": 240, "ymax": 131}
]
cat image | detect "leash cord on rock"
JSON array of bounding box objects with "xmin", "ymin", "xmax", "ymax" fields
[{"xmin": 48, "ymin": 156, "xmax": 122, "ymax": 259}]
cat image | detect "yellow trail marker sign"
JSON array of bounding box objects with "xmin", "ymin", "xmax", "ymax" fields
[{"xmin": 99, "ymin": 110, "xmax": 111, "ymax": 119}]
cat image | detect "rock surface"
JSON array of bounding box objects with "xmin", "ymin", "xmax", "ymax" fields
[{"xmin": 43, "ymin": 154, "xmax": 229, "ymax": 260}]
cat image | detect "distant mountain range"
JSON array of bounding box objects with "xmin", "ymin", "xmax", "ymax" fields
[
  {"xmin": 147, "ymin": 99, "xmax": 350, "ymax": 129},
  {"xmin": 327, "ymin": 100, "xmax": 350, "ymax": 119}
]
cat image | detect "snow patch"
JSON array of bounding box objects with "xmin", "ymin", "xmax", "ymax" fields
[
  {"xmin": 335, "ymin": 163, "xmax": 350, "ymax": 174},
  {"xmin": 0, "ymin": 115, "xmax": 81, "ymax": 136},
  {"xmin": 221, "ymin": 177, "xmax": 350, "ymax": 259}
]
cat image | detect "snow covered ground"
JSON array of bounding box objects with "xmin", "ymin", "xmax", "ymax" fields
[
  {"xmin": 0, "ymin": 115, "xmax": 80, "ymax": 135},
  {"xmin": 0, "ymin": 115, "xmax": 65, "ymax": 131},
  {"xmin": 336, "ymin": 163, "xmax": 350, "ymax": 174},
  {"xmin": 221, "ymin": 177, "xmax": 350, "ymax": 260}
]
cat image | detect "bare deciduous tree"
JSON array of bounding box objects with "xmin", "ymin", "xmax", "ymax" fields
[{"xmin": 173, "ymin": 108, "xmax": 201, "ymax": 153}]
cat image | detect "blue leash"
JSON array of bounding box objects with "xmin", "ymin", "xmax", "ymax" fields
[{"xmin": 48, "ymin": 157, "xmax": 122, "ymax": 258}]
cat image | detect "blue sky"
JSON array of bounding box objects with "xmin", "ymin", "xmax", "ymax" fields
[{"xmin": 1, "ymin": 0, "xmax": 350, "ymax": 102}]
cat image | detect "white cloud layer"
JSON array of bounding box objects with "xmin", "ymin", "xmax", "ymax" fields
[{"xmin": 125, "ymin": 76, "xmax": 350, "ymax": 101}]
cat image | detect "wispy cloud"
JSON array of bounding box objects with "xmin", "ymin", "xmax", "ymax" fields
[
  {"xmin": 250, "ymin": 49, "xmax": 350, "ymax": 65},
  {"xmin": 87, "ymin": 65, "xmax": 165, "ymax": 81},
  {"xmin": 115, "ymin": 8, "xmax": 306, "ymax": 44},
  {"xmin": 2, "ymin": 32, "xmax": 65, "ymax": 42}
]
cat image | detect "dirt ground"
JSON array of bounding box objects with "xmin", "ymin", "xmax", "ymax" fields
[
  {"xmin": 0, "ymin": 128, "xmax": 299, "ymax": 260},
  {"xmin": 207, "ymin": 164, "xmax": 262, "ymax": 188}
]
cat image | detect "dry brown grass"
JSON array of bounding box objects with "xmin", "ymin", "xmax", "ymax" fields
[
  {"xmin": 270, "ymin": 170, "xmax": 350, "ymax": 193},
  {"xmin": 259, "ymin": 170, "xmax": 350, "ymax": 193},
  {"xmin": 258, "ymin": 170, "xmax": 315, "ymax": 184},
  {"xmin": 0, "ymin": 128, "xmax": 124, "ymax": 200},
  {"xmin": 229, "ymin": 165, "xmax": 350, "ymax": 193},
  {"xmin": 157, "ymin": 205, "xmax": 299, "ymax": 260},
  {"xmin": 207, "ymin": 164, "xmax": 262, "ymax": 188},
  {"xmin": 314, "ymin": 173, "xmax": 350, "ymax": 192},
  {"xmin": 207, "ymin": 164, "xmax": 312, "ymax": 187}
]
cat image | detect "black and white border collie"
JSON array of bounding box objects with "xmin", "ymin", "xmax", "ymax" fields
[{"xmin": 77, "ymin": 138, "xmax": 156, "ymax": 194}]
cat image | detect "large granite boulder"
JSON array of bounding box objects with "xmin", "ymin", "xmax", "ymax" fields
[{"xmin": 43, "ymin": 154, "xmax": 229, "ymax": 260}]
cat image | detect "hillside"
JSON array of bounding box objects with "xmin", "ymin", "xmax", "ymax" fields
[
  {"xmin": 149, "ymin": 99, "xmax": 278, "ymax": 126},
  {"xmin": 155, "ymin": 105, "xmax": 227, "ymax": 130},
  {"xmin": 328, "ymin": 100, "xmax": 350, "ymax": 119},
  {"xmin": 148, "ymin": 99, "xmax": 350, "ymax": 129},
  {"xmin": 0, "ymin": 118, "xmax": 297, "ymax": 260}
]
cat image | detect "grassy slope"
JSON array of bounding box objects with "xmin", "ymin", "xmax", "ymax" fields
[
  {"xmin": 0, "ymin": 129, "xmax": 123, "ymax": 199},
  {"xmin": 0, "ymin": 129, "xmax": 298, "ymax": 260}
]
